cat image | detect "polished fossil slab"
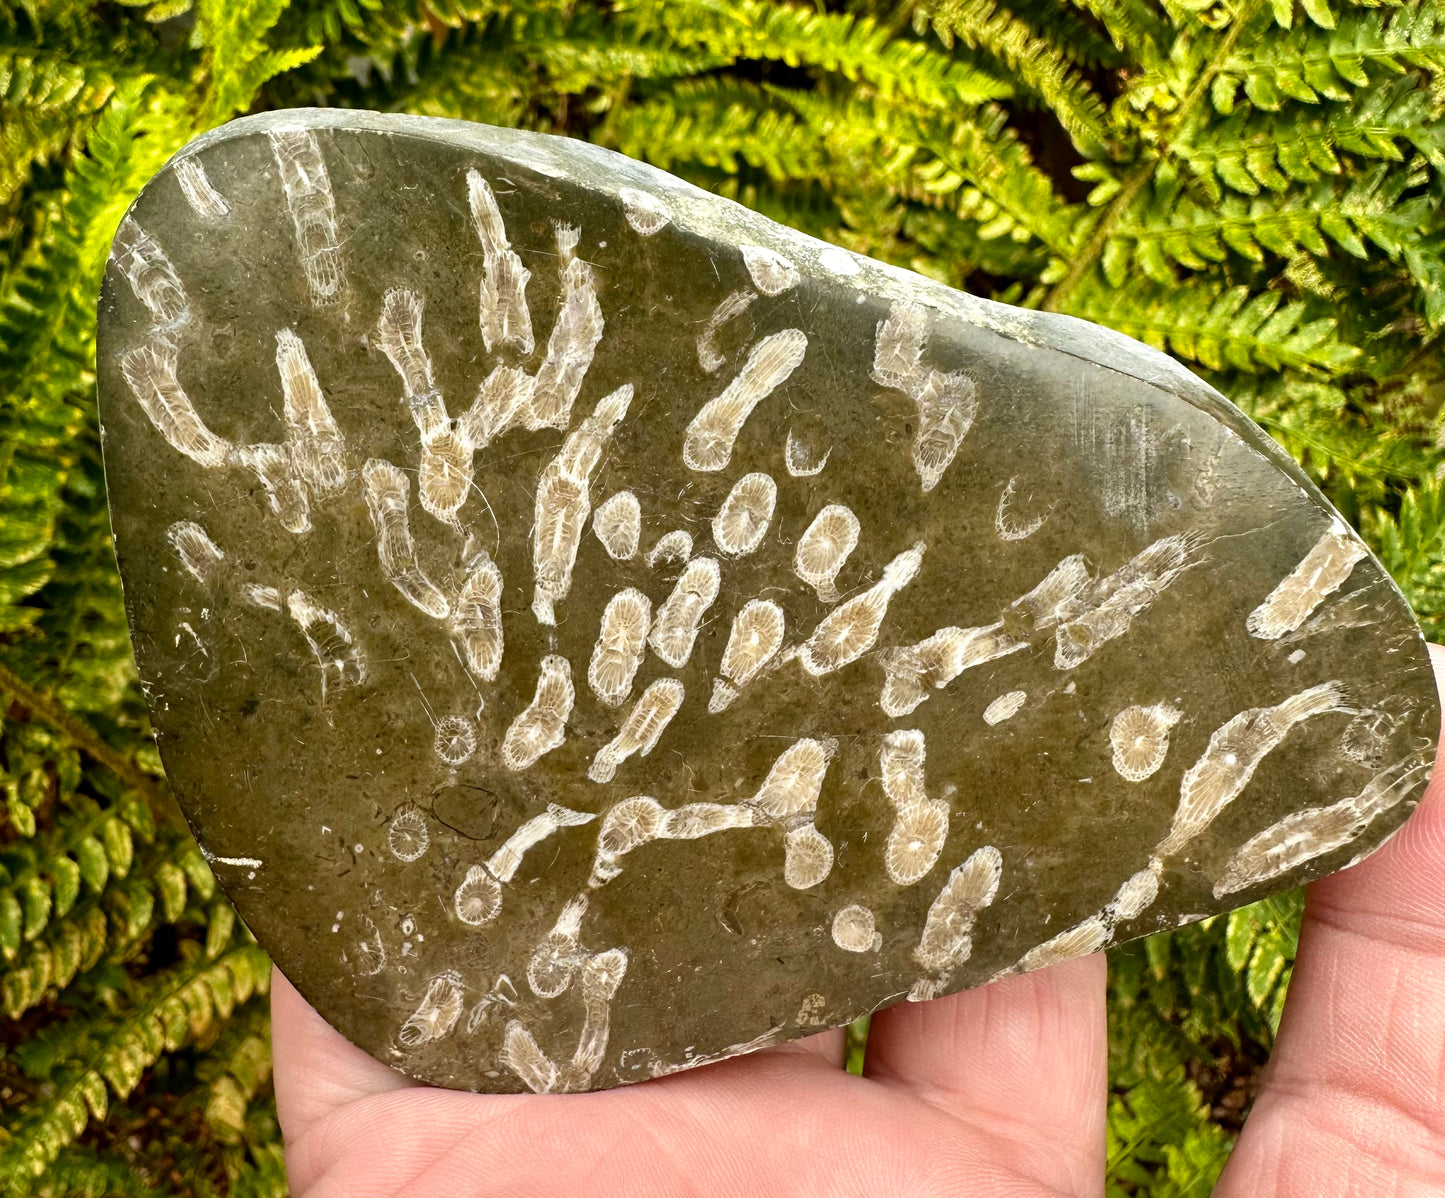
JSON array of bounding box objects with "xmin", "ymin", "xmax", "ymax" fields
[{"xmin": 97, "ymin": 109, "xmax": 1438, "ymax": 1093}]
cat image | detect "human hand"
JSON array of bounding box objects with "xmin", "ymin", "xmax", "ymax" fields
[{"xmin": 273, "ymin": 645, "xmax": 1445, "ymax": 1198}]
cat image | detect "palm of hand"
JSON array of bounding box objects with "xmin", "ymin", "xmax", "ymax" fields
[{"xmin": 275, "ymin": 648, "xmax": 1445, "ymax": 1198}]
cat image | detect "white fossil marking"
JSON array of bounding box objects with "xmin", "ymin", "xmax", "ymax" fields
[
  {"xmin": 831, "ymin": 904, "xmax": 882, "ymax": 952},
  {"xmin": 112, "ymin": 217, "xmax": 189, "ymax": 327},
  {"xmin": 532, "ymin": 384, "xmax": 634, "ymax": 624},
  {"xmin": 361, "ymin": 459, "xmax": 450, "ymax": 618},
  {"xmin": 433, "ymin": 715, "xmax": 476, "ymax": 765},
  {"xmin": 710, "ymin": 599, "xmax": 785, "ymax": 712},
  {"xmin": 872, "ymin": 299, "xmax": 928, "ymax": 383},
  {"xmin": 1003, "ymin": 855, "xmax": 1171, "ymax": 979},
  {"xmin": 1054, "ymin": 534, "xmax": 1201, "ymax": 670},
  {"xmin": 793, "ymin": 504, "xmax": 860, "ymax": 604},
  {"xmin": 489, "ymin": 804, "xmax": 596, "ymax": 884},
  {"xmin": 287, "ymin": 590, "xmax": 365, "ymax": 696},
  {"xmin": 388, "ymin": 807, "xmax": 430, "ymax": 862},
  {"xmin": 1015, "ymin": 918, "xmax": 1112, "ymax": 975},
  {"xmin": 908, "ymin": 845, "xmax": 1002, "ymax": 1000},
  {"xmin": 982, "ymin": 690, "xmax": 1027, "ymax": 726},
  {"xmin": 878, "ymin": 540, "xmax": 1194, "ymax": 715},
  {"xmin": 696, "ymin": 289, "xmax": 756, "ymax": 373},
  {"xmin": 527, "ymin": 893, "xmax": 591, "ymax": 997},
  {"xmin": 683, "ymin": 329, "xmax": 808, "ymax": 472},
  {"xmin": 589, "ymin": 588, "xmax": 652, "ymax": 706},
  {"xmin": 459, "ymin": 364, "xmax": 534, "ymax": 449},
  {"xmin": 747, "ymin": 738, "xmax": 837, "ymax": 889},
  {"xmin": 275, "ymin": 329, "xmax": 347, "ymax": 498},
  {"xmin": 199, "ymin": 850, "xmax": 264, "ymax": 869},
  {"xmin": 1156, "ymin": 682, "xmax": 1350, "ymax": 858},
  {"xmin": 1340, "ymin": 708, "xmax": 1394, "ymax": 769},
  {"xmin": 240, "ymin": 583, "xmax": 283, "ymax": 611},
  {"xmin": 232, "ymin": 442, "xmax": 310, "ymax": 534},
  {"xmin": 269, "ymin": 128, "xmax": 344, "ymax": 305},
  {"xmin": 376, "ymin": 288, "xmax": 475, "ymax": 522},
  {"xmin": 593, "ymin": 491, "xmax": 642, "ymax": 560},
  {"xmin": 454, "ymin": 804, "xmax": 596, "ymax": 926},
  {"xmin": 647, "ymin": 529, "xmax": 693, "ymax": 569},
  {"xmin": 527, "ymin": 222, "xmax": 604, "ymax": 430},
  {"xmin": 740, "ymin": 245, "xmax": 799, "ymax": 295},
  {"xmin": 798, "ymin": 541, "xmax": 924, "ymax": 675},
  {"xmin": 467, "ymin": 169, "xmax": 534, "ymax": 354},
  {"xmin": 121, "ymin": 342, "xmax": 231, "ymax": 467},
  {"xmin": 816, "ymin": 245, "xmax": 862, "ymax": 276},
  {"xmin": 398, "ymin": 971, "xmax": 465, "ymax": 1048},
  {"xmin": 1109, "ymin": 703, "xmax": 1183, "ymax": 781},
  {"xmin": 880, "ymin": 730, "xmax": 951, "ymax": 885},
  {"xmin": 995, "ymin": 476, "xmax": 1048, "ymax": 541},
  {"xmin": 167, "ymin": 521, "xmax": 225, "ymax": 589},
  {"xmin": 1215, "ymin": 756, "xmax": 1428, "ymax": 897},
  {"xmin": 503, "ymin": 948, "xmax": 628, "ymax": 1093},
  {"xmin": 589, "ymin": 794, "xmax": 754, "ymax": 885},
  {"xmin": 1246, "ymin": 522, "xmax": 1368, "ymax": 640},
  {"xmin": 649, "ymin": 556, "xmax": 721, "ymax": 668},
  {"xmin": 785, "ymin": 428, "xmax": 831, "ymax": 477},
  {"xmin": 644, "ymin": 1028, "xmax": 785, "ymax": 1077},
  {"xmin": 783, "ymin": 823, "xmax": 834, "ymax": 889},
  {"xmin": 619, "ymin": 187, "xmax": 671, "ymax": 235},
  {"xmin": 712, "ymin": 472, "xmax": 776, "ymax": 557},
  {"xmin": 174, "ymin": 158, "xmax": 230, "ymax": 219},
  {"xmin": 879, "ymin": 624, "xmax": 1026, "ymax": 718},
  {"xmin": 750, "ymin": 737, "xmax": 837, "ymax": 823},
  {"xmin": 502, "ymin": 655, "xmax": 575, "ymax": 771},
  {"xmin": 465, "ymin": 973, "xmax": 518, "ymax": 1034},
  {"xmin": 454, "ymin": 864, "xmax": 502, "ymax": 927},
  {"xmin": 872, "ymin": 300, "xmax": 978, "ymax": 492},
  {"xmin": 452, "ymin": 550, "xmax": 504, "ymax": 681},
  {"xmin": 354, "ymin": 915, "xmax": 386, "ymax": 976},
  {"xmin": 589, "ymin": 678, "xmax": 685, "ymax": 783}
]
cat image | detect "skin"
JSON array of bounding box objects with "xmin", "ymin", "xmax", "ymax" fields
[{"xmin": 273, "ymin": 643, "xmax": 1445, "ymax": 1198}]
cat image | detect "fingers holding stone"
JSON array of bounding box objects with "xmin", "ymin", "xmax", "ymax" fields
[
  {"xmin": 1215, "ymin": 642, "xmax": 1445, "ymax": 1198},
  {"xmin": 863, "ymin": 954, "xmax": 1107, "ymax": 1192},
  {"xmin": 271, "ymin": 967, "xmax": 419, "ymax": 1140}
]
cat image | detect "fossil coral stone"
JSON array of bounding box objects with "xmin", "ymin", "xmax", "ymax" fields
[{"xmin": 99, "ymin": 110, "xmax": 1438, "ymax": 1094}]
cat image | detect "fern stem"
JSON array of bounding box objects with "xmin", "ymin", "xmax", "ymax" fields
[
  {"xmin": 0, "ymin": 655, "xmax": 173, "ymax": 822},
  {"xmin": 1041, "ymin": 0, "xmax": 1264, "ymax": 311}
]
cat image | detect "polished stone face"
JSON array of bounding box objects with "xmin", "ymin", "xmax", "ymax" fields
[{"xmin": 97, "ymin": 110, "xmax": 1438, "ymax": 1093}]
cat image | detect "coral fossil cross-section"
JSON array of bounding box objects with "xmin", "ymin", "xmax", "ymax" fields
[{"xmin": 98, "ymin": 110, "xmax": 1437, "ymax": 1093}]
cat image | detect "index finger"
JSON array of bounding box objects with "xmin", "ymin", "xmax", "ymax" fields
[{"xmin": 1215, "ymin": 642, "xmax": 1445, "ymax": 1197}]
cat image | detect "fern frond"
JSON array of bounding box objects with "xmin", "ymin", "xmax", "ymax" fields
[
  {"xmin": 0, "ymin": 789, "xmax": 153, "ymax": 963},
  {"xmin": 781, "ymin": 88, "xmax": 1084, "ymax": 259},
  {"xmin": 1109, "ymin": 164, "xmax": 1436, "ymax": 284},
  {"xmin": 0, "ymin": 82, "xmax": 189, "ymax": 643},
  {"xmin": 190, "ymin": 998, "xmax": 273, "ymax": 1145},
  {"xmin": 28, "ymin": 1144, "xmax": 155, "ymax": 1198},
  {"xmin": 911, "ymin": 0, "xmax": 1113, "ymax": 154},
  {"xmin": 1361, "ymin": 471, "xmax": 1445, "ymax": 635},
  {"xmin": 634, "ymin": 0, "xmax": 1016, "ymax": 108},
  {"xmin": 0, "ymin": 832, "xmax": 216, "ymax": 1021},
  {"xmin": 1057, "ymin": 0, "xmax": 1173, "ymax": 69},
  {"xmin": 1064, "ymin": 272, "xmax": 1363, "ymax": 373},
  {"xmin": 1224, "ymin": 891, "xmax": 1302, "ymax": 1032},
  {"xmin": 0, "ymin": 54, "xmax": 110, "ymax": 206},
  {"xmin": 194, "ymin": 0, "xmax": 321, "ymax": 124},
  {"xmin": 1175, "ymin": 73, "xmax": 1445, "ymax": 200},
  {"xmin": 1213, "ymin": 2, "xmax": 1445, "ymax": 112},
  {"xmin": 0, "ymin": 940, "xmax": 269, "ymax": 1186},
  {"xmin": 609, "ymin": 79, "xmax": 826, "ymax": 179}
]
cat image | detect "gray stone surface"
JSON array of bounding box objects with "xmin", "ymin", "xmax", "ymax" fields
[{"xmin": 97, "ymin": 108, "xmax": 1438, "ymax": 1093}]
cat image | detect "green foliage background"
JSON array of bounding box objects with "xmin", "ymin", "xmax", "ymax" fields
[{"xmin": 1, "ymin": 0, "xmax": 1441, "ymax": 1192}]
